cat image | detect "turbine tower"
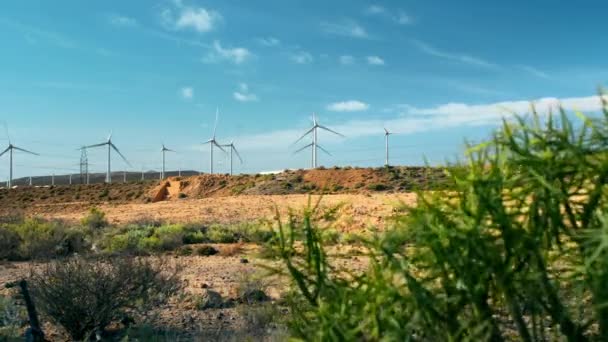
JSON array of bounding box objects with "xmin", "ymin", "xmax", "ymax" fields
[
  {"xmin": 221, "ymin": 141, "xmax": 242, "ymax": 175},
  {"xmin": 384, "ymin": 128, "xmax": 395, "ymax": 166},
  {"xmin": 85, "ymin": 132, "xmax": 131, "ymax": 184},
  {"xmin": 203, "ymin": 108, "xmax": 226, "ymax": 174},
  {"xmin": 293, "ymin": 113, "xmax": 344, "ymax": 168},
  {"xmin": 0, "ymin": 137, "xmax": 39, "ymax": 188},
  {"xmin": 161, "ymin": 144, "xmax": 175, "ymax": 179}
]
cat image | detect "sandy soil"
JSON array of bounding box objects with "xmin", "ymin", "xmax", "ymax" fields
[{"xmin": 27, "ymin": 193, "xmax": 417, "ymax": 232}]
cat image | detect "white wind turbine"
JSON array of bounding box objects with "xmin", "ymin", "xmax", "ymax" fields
[
  {"xmin": 85, "ymin": 132, "xmax": 131, "ymax": 184},
  {"xmin": 161, "ymin": 143, "xmax": 175, "ymax": 179},
  {"xmin": 203, "ymin": 108, "xmax": 226, "ymax": 174},
  {"xmin": 0, "ymin": 126, "xmax": 39, "ymax": 188},
  {"xmin": 293, "ymin": 113, "xmax": 344, "ymax": 168},
  {"xmin": 221, "ymin": 141, "xmax": 242, "ymax": 175},
  {"xmin": 384, "ymin": 128, "xmax": 396, "ymax": 166}
]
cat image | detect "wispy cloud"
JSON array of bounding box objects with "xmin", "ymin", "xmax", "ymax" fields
[
  {"xmin": 229, "ymin": 94, "xmax": 608, "ymax": 151},
  {"xmin": 367, "ymin": 56, "xmax": 385, "ymax": 65},
  {"xmin": 412, "ymin": 40, "xmax": 499, "ymax": 69},
  {"xmin": 108, "ymin": 14, "xmax": 138, "ymax": 27},
  {"xmin": 33, "ymin": 81, "xmax": 125, "ymax": 93},
  {"xmin": 290, "ymin": 51, "xmax": 313, "ymax": 64},
  {"xmin": 395, "ymin": 11, "xmax": 413, "ymax": 25},
  {"xmin": 180, "ymin": 86, "xmax": 194, "ymax": 100},
  {"xmin": 327, "ymin": 100, "xmax": 369, "ymax": 112},
  {"xmin": 365, "ymin": 5, "xmax": 386, "ymax": 15},
  {"xmin": 233, "ymin": 83, "xmax": 258, "ymax": 102},
  {"xmin": 203, "ymin": 40, "xmax": 251, "ymax": 64},
  {"xmin": 518, "ymin": 65, "xmax": 551, "ymax": 79},
  {"xmin": 366, "ymin": 6, "xmax": 414, "ymax": 25},
  {"xmin": 321, "ymin": 20, "xmax": 369, "ymax": 39},
  {"xmin": 257, "ymin": 37, "xmax": 280, "ymax": 47},
  {"xmin": 0, "ymin": 18, "xmax": 76, "ymax": 49},
  {"xmin": 339, "ymin": 55, "xmax": 355, "ymax": 65},
  {"xmin": 161, "ymin": 1, "xmax": 221, "ymax": 33}
]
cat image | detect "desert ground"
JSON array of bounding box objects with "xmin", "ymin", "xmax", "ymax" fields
[{"xmin": 0, "ymin": 168, "xmax": 426, "ymax": 340}]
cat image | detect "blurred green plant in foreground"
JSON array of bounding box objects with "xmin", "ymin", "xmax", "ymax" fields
[{"xmin": 270, "ymin": 94, "xmax": 608, "ymax": 341}]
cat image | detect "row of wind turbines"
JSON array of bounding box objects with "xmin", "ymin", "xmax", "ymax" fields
[{"xmin": 1, "ymin": 111, "xmax": 400, "ymax": 187}]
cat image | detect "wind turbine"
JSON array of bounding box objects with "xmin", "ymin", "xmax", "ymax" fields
[
  {"xmin": 85, "ymin": 132, "xmax": 131, "ymax": 184},
  {"xmin": 384, "ymin": 128, "xmax": 396, "ymax": 166},
  {"xmin": 293, "ymin": 113, "xmax": 344, "ymax": 168},
  {"xmin": 221, "ymin": 141, "xmax": 242, "ymax": 175},
  {"xmin": 0, "ymin": 127, "xmax": 39, "ymax": 188},
  {"xmin": 203, "ymin": 108, "xmax": 226, "ymax": 174},
  {"xmin": 161, "ymin": 143, "xmax": 175, "ymax": 179}
]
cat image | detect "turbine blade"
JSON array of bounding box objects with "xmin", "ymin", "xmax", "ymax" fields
[
  {"xmin": 111, "ymin": 143, "xmax": 132, "ymax": 167},
  {"xmin": 213, "ymin": 141, "xmax": 227, "ymax": 153},
  {"xmin": 107, "ymin": 130, "xmax": 113, "ymax": 142},
  {"xmin": 12, "ymin": 146, "xmax": 39, "ymax": 156},
  {"xmin": 318, "ymin": 124, "xmax": 344, "ymax": 137},
  {"xmin": 293, "ymin": 142, "xmax": 314, "ymax": 154},
  {"xmin": 0, "ymin": 146, "xmax": 10, "ymax": 157},
  {"xmin": 213, "ymin": 107, "xmax": 219, "ymax": 138},
  {"xmin": 292, "ymin": 127, "xmax": 314, "ymax": 146},
  {"xmin": 85, "ymin": 142, "xmax": 108, "ymax": 149},
  {"xmin": 232, "ymin": 145, "xmax": 243, "ymax": 163},
  {"xmin": 317, "ymin": 144, "xmax": 332, "ymax": 156},
  {"xmin": 384, "ymin": 127, "xmax": 389, "ymax": 134}
]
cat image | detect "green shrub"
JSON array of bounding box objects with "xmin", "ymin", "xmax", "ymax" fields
[
  {"xmin": 0, "ymin": 227, "xmax": 20, "ymax": 260},
  {"xmin": 271, "ymin": 99, "xmax": 608, "ymax": 341},
  {"xmin": 206, "ymin": 225, "xmax": 238, "ymax": 243},
  {"xmin": 29, "ymin": 257, "xmax": 180, "ymax": 341},
  {"xmin": 81, "ymin": 207, "xmax": 108, "ymax": 229},
  {"xmin": 196, "ymin": 245, "xmax": 219, "ymax": 256},
  {"xmin": 0, "ymin": 295, "xmax": 26, "ymax": 339},
  {"xmin": 366, "ymin": 183, "xmax": 390, "ymax": 191}
]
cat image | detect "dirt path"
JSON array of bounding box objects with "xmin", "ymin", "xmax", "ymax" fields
[{"xmin": 29, "ymin": 193, "xmax": 417, "ymax": 232}]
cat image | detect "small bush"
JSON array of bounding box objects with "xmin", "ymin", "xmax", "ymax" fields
[
  {"xmin": 366, "ymin": 183, "xmax": 390, "ymax": 191},
  {"xmin": 195, "ymin": 289, "xmax": 224, "ymax": 310},
  {"xmin": 196, "ymin": 245, "xmax": 219, "ymax": 256},
  {"xmin": 206, "ymin": 225, "xmax": 238, "ymax": 243},
  {"xmin": 0, "ymin": 227, "xmax": 20, "ymax": 260},
  {"xmin": 0, "ymin": 295, "xmax": 26, "ymax": 339},
  {"xmin": 81, "ymin": 207, "xmax": 108, "ymax": 230},
  {"xmin": 29, "ymin": 256, "xmax": 180, "ymax": 341}
]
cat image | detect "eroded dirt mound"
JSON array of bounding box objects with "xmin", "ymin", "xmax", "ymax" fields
[{"xmin": 0, "ymin": 167, "xmax": 447, "ymax": 217}]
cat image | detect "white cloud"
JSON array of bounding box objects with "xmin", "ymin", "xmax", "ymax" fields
[
  {"xmin": 233, "ymin": 83, "xmax": 258, "ymax": 102},
  {"xmin": 161, "ymin": 2, "xmax": 221, "ymax": 33},
  {"xmin": 518, "ymin": 65, "xmax": 550, "ymax": 79},
  {"xmin": 339, "ymin": 55, "xmax": 355, "ymax": 65},
  {"xmin": 228, "ymin": 94, "xmax": 607, "ymax": 151},
  {"xmin": 257, "ymin": 37, "xmax": 280, "ymax": 46},
  {"xmin": 108, "ymin": 14, "xmax": 137, "ymax": 27},
  {"xmin": 291, "ymin": 51, "xmax": 313, "ymax": 64},
  {"xmin": 327, "ymin": 100, "xmax": 370, "ymax": 112},
  {"xmin": 395, "ymin": 11, "xmax": 413, "ymax": 25},
  {"xmin": 180, "ymin": 87, "xmax": 193, "ymax": 99},
  {"xmin": 321, "ymin": 21, "xmax": 369, "ymax": 39},
  {"xmin": 412, "ymin": 40, "xmax": 498, "ymax": 69},
  {"xmin": 203, "ymin": 40, "xmax": 251, "ymax": 64},
  {"xmin": 365, "ymin": 5, "xmax": 385, "ymax": 14},
  {"xmin": 367, "ymin": 56, "xmax": 385, "ymax": 65},
  {"xmin": 366, "ymin": 6, "xmax": 414, "ymax": 25}
]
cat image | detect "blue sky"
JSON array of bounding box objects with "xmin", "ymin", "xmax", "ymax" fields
[{"xmin": 0, "ymin": 0, "xmax": 607, "ymax": 178}]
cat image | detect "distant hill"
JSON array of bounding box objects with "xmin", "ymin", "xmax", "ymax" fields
[{"xmin": 8, "ymin": 170, "xmax": 201, "ymax": 187}]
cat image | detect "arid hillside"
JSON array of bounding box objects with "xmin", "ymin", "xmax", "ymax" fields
[{"xmin": 0, "ymin": 166, "xmax": 446, "ymax": 217}]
